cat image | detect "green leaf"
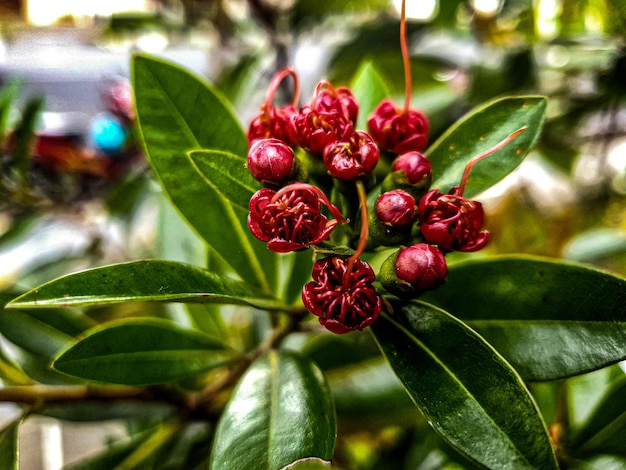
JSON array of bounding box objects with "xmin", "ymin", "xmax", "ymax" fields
[
  {"xmin": 280, "ymin": 250, "xmax": 314, "ymax": 306},
  {"xmin": 42, "ymin": 401, "xmax": 176, "ymax": 423},
  {"xmin": 64, "ymin": 423, "xmax": 179, "ymax": 470},
  {"xmin": 327, "ymin": 358, "xmax": 416, "ymax": 421},
  {"xmin": 0, "ymin": 308, "xmax": 92, "ymax": 358},
  {"xmin": 53, "ymin": 318, "xmax": 237, "ymax": 385},
  {"xmin": 572, "ymin": 376, "xmax": 626, "ymax": 456},
  {"xmin": 210, "ymin": 350, "xmax": 336, "ymax": 470},
  {"xmin": 0, "ymin": 292, "xmax": 93, "ymax": 358},
  {"xmin": 371, "ymin": 301, "xmax": 558, "ymax": 469},
  {"xmin": 7, "ymin": 260, "xmax": 287, "ymax": 312},
  {"xmin": 0, "ymin": 80, "xmax": 20, "ymax": 150},
  {"xmin": 0, "ymin": 415, "xmax": 21, "ymax": 470},
  {"xmin": 422, "ymin": 255, "xmax": 626, "ymax": 381},
  {"xmin": 427, "ymin": 96, "xmax": 547, "ymax": 197},
  {"xmin": 187, "ymin": 149, "xmax": 259, "ymax": 211},
  {"xmin": 132, "ymin": 54, "xmax": 277, "ymax": 290},
  {"xmin": 350, "ymin": 61, "xmax": 391, "ymax": 131}
]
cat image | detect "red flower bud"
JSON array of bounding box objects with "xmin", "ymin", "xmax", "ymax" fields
[
  {"xmin": 302, "ymin": 256, "xmax": 382, "ymax": 334},
  {"xmin": 375, "ymin": 189, "xmax": 417, "ymax": 227},
  {"xmin": 247, "ymin": 138, "xmax": 295, "ymax": 184},
  {"xmin": 396, "ymin": 244, "xmax": 447, "ymax": 291},
  {"xmin": 289, "ymin": 106, "xmax": 353, "ymax": 155},
  {"xmin": 418, "ymin": 188, "xmax": 489, "ymax": 252},
  {"xmin": 247, "ymin": 185, "xmax": 341, "ymax": 253},
  {"xmin": 248, "ymin": 104, "xmax": 298, "ymax": 147},
  {"xmin": 367, "ymin": 99, "xmax": 429, "ymax": 155},
  {"xmin": 391, "ymin": 151, "xmax": 432, "ymax": 186},
  {"xmin": 379, "ymin": 243, "xmax": 447, "ymax": 298},
  {"xmin": 323, "ymin": 131, "xmax": 379, "ymax": 181}
]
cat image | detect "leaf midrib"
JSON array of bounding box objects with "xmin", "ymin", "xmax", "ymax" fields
[{"xmin": 382, "ymin": 313, "xmax": 537, "ymax": 468}]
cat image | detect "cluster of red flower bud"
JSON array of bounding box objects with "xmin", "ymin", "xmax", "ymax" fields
[{"xmin": 244, "ymin": 68, "xmax": 490, "ymax": 334}]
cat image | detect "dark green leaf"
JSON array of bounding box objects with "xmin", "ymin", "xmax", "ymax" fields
[
  {"xmin": 422, "ymin": 255, "xmax": 626, "ymax": 381},
  {"xmin": 427, "ymin": 96, "xmax": 547, "ymax": 197},
  {"xmin": 295, "ymin": 326, "xmax": 380, "ymax": 371},
  {"xmin": 328, "ymin": 358, "xmax": 416, "ymax": 421},
  {"xmin": 210, "ymin": 351, "xmax": 336, "ymax": 469},
  {"xmin": 280, "ymin": 250, "xmax": 314, "ymax": 306},
  {"xmin": 132, "ymin": 54, "xmax": 277, "ymax": 290},
  {"xmin": 0, "ymin": 415, "xmax": 21, "ymax": 470},
  {"xmin": 53, "ymin": 318, "xmax": 237, "ymax": 385},
  {"xmin": 187, "ymin": 149, "xmax": 259, "ymax": 211},
  {"xmin": 7, "ymin": 260, "xmax": 287, "ymax": 312},
  {"xmin": 350, "ymin": 61, "xmax": 391, "ymax": 131},
  {"xmin": 372, "ymin": 301, "xmax": 558, "ymax": 469},
  {"xmin": 42, "ymin": 401, "xmax": 176, "ymax": 423}
]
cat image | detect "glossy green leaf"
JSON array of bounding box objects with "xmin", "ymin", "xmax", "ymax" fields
[
  {"xmin": 132, "ymin": 54, "xmax": 277, "ymax": 290},
  {"xmin": 0, "ymin": 416, "xmax": 20, "ymax": 470},
  {"xmin": 210, "ymin": 351, "xmax": 336, "ymax": 470},
  {"xmin": 350, "ymin": 61, "xmax": 391, "ymax": 131},
  {"xmin": 188, "ymin": 149, "xmax": 259, "ymax": 211},
  {"xmin": 422, "ymin": 255, "xmax": 626, "ymax": 381},
  {"xmin": 53, "ymin": 318, "xmax": 237, "ymax": 385},
  {"xmin": 427, "ymin": 96, "xmax": 547, "ymax": 197},
  {"xmin": 372, "ymin": 301, "xmax": 557, "ymax": 469},
  {"xmin": 7, "ymin": 260, "xmax": 287, "ymax": 312}
]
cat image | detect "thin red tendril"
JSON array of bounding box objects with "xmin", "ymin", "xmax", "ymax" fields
[
  {"xmin": 344, "ymin": 180, "xmax": 369, "ymax": 287},
  {"xmin": 400, "ymin": 0, "xmax": 412, "ymax": 114},
  {"xmin": 265, "ymin": 68, "xmax": 300, "ymax": 111},
  {"xmin": 313, "ymin": 80, "xmax": 336, "ymax": 102},
  {"xmin": 457, "ymin": 126, "xmax": 528, "ymax": 197}
]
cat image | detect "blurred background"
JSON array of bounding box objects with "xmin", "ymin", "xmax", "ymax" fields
[{"xmin": 1, "ymin": 0, "xmax": 625, "ymax": 468}]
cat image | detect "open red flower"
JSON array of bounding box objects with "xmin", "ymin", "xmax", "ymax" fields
[
  {"xmin": 367, "ymin": 99, "xmax": 428, "ymax": 155},
  {"xmin": 289, "ymin": 106, "xmax": 353, "ymax": 155},
  {"xmin": 418, "ymin": 188, "xmax": 489, "ymax": 252},
  {"xmin": 247, "ymin": 184, "xmax": 342, "ymax": 253},
  {"xmin": 323, "ymin": 130, "xmax": 379, "ymax": 181},
  {"xmin": 302, "ymin": 256, "xmax": 382, "ymax": 334}
]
